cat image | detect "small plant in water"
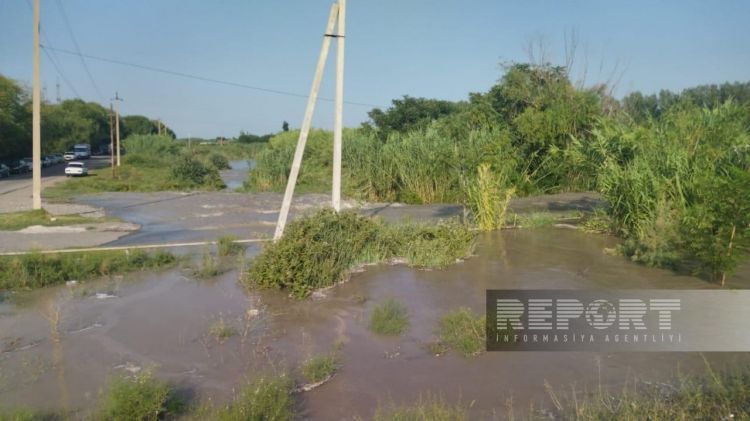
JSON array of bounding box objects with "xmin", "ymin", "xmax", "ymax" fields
[
  {"xmin": 209, "ymin": 315, "xmax": 237, "ymax": 344},
  {"xmin": 438, "ymin": 308, "xmax": 485, "ymax": 357},
  {"xmin": 301, "ymin": 350, "xmax": 339, "ymax": 384},
  {"xmin": 195, "ymin": 373, "xmax": 295, "ymax": 420},
  {"xmin": 98, "ymin": 370, "xmax": 180, "ymax": 421},
  {"xmin": 370, "ymin": 299, "xmax": 410, "ymax": 335},
  {"xmin": 373, "ymin": 394, "xmax": 469, "ymax": 421},
  {"xmin": 217, "ymin": 235, "xmax": 244, "ymax": 257},
  {"xmin": 194, "ymin": 249, "xmax": 223, "ymax": 279}
]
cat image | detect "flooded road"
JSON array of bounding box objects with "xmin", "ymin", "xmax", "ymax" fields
[
  {"xmin": 220, "ymin": 159, "xmax": 255, "ymax": 191},
  {"xmin": 1, "ymin": 228, "xmax": 748, "ymax": 419}
]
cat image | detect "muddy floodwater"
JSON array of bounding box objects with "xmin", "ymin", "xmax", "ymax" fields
[
  {"xmin": 1, "ymin": 228, "xmax": 749, "ymax": 419},
  {"xmin": 220, "ymin": 160, "xmax": 255, "ymax": 191}
]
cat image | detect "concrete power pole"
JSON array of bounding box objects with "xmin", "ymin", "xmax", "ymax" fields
[
  {"xmin": 332, "ymin": 0, "xmax": 346, "ymax": 211},
  {"xmin": 109, "ymin": 104, "xmax": 115, "ymax": 176},
  {"xmin": 112, "ymin": 93, "xmax": 123, "ymax": 166},
  {"xmin": 31, "ymin": 0, "xmax": 42, "ymax": 210},
  {"xmin": 273, "ymin": 2, "xmax": 339, "ymax": 240}
]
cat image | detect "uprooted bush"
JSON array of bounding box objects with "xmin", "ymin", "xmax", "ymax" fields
[{"xmin": 243, "ymin": 209, "xmax": 475, "ymax": 298}]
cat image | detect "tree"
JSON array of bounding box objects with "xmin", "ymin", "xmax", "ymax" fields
[
  {"xmin": 0, "ymin": 75, "xmax": 31, "ymax": 161},
  {"xmin": 366, "ymin": 96, "xmax": 462, "ymax": 137},
  {"xmin": 282, "ymin": 121, "xmax": 289, "ymax": 132}
]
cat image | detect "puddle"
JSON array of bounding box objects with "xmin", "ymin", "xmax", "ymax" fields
[{"xmin": 0, "ymin": 229, "xmax": 748, "ymax": 418}]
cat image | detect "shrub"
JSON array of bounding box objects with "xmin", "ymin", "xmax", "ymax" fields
[
  {"xmin": 243, "ymin": 209, "xmax": 475, "ymax": 298},
  {"xmin": 170, "ymin": 154, "xmax": 224, "ymax": 189},
  {"xmin": 98, "ymin": 371, "xmax": 177, "ymax": 421},
  {"xmin": 466, "ymin": 163, "xmax": 514, "ymax": 231},
  {"xmin": 369, "ymin": 299, "xmax": 410, "ymax": 335},
  {"xmin": 208, "ymin": 153, "xmax": 231, "ymax": 170}
]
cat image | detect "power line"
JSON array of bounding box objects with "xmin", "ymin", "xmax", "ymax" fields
[
  {"xmin": 54, "ymin": 0, "xmax": 104, "ymax": 101},
  {"xmin": 23, "ymin": 0, "xmax": 81, "ymax": 99},
  {"xmin": 42, "ymin": 45, "xmax": 383, "ymax": 108}
]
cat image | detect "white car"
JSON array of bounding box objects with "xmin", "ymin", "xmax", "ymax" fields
[
  {"xmin": 63, "ymin": 151, "xmax": 76, "ymax": 161},
  {"xmin": 65, "ymin": 161, "xmax": 88, "ymax": 177}
]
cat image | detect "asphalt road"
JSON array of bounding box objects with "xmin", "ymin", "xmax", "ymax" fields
[{"xmin": 0, "ymin": 156, "xmax": 110, "ymax": 213}]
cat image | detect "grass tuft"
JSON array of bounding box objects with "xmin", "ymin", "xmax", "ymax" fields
[
  {"xmin": 196, "ymin": 373, "xmax": 295, "ymax": 421},
  {"xmin": 0, "ymin": 209, "xmax": 116, "ymax": 231},
  {"xmin": 301, "ymin": 350, "xmax": 339, "ymax": 384},
  {"xmin": 217, "ymin": 235, "xmax": 244, "ymax": 257},
  {"xmin": 438, "ymin": 308, "xmax": 485, "ymax": 357},
  {"xmin": 369, "ymin": 299, "xmax": 410, "ymax": 335},
  {"xmin": 209, "ymin": 315, "xmax": 237, "ymax": 344},
  {"xmin": 373, "ymin": 395, "xmax": 469, "ymax": 421}
]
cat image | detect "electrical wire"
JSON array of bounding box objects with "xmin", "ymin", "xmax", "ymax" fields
[
  {"xmin": 54, "ymin": 0, "xmax": 104, "ymax": 101},
  {"xmin": 42, "ymin": 45, "xmax": 383, "ymax": 108}
]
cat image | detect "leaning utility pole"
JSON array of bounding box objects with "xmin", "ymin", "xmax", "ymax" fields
[
  {"xmin": 332, "ymin": 0, "xmax": 346, "ymax": 211},
  {"xmin": 31, "ymin": 0, "xmax": 42, "ymax": 210},
  {"xmin": 274, "ymin": 1, "xmax": 345, "ymax": 240},
  {"xmin": 112, "ymin": 92, "xmax": 123, "ymax": 166}
]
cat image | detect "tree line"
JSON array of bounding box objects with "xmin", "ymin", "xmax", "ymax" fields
[{"xmin": 0, "ymin": 74, "xmax": 175, "ymax": 162}]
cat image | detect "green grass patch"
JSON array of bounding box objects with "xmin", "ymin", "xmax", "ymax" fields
[
  {"xmin": 547, "ymin": 364, "xmax": 750, "ymax": 420},
  {"xmin": 301, "ymin": 350, "xmax": 339, "ymax": 384},
  {"xmin": 437, "ymin": 308, "xmax": 485, "ymax": 357},
  {"xmin": 195, "ymin": 373, "xmax": 295, "ymax": 421},
  {"xmin": 243, "ymin": 209, "xmax": 475, "ymax": 298},
  {"xmin": 217, "ymin": 235, "xmax": 244, "ymax": 257},
  {"xmin": 369, "ymin": 299, "xmax": 410, "ymax": 335},
  {"xmin": 373, "ymin": 395, "xmax": 469, "ymax": 421},
  {"xmin": 98, "ymin": 371, "xmax": 182, "ymax": 421},
  {"xmin": 0, "ymin": 249, "xmax": 177, "ymax": 291},
  {"xmin": 0, "ymin": 209, "xmax": 116, "ymax": 231},
  {"xmin": 44, "ymin": 161, "xmax": 222, "ymax": 202}
]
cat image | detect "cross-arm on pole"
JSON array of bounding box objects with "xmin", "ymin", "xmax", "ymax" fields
[{"xmin": 273, "ymin": 3, "xmax": 339, "ymax": 240}]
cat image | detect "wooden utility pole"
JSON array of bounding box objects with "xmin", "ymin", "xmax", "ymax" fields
[
  {"xmin": 112, "ymin": 93, "xmax": 123, "ymax": 166},
  {"xmin": 109, "ymin": 104, "xmax": 115, "ymax": 176},
  {"xmin": 274, "ymin": 2, "xmax": 339, "ymax": 240},
  {"xmin": 31, "ymin": 0, "xmax": 42, "ymax": 210},
  {"xmin": 332, "ymin": 0, "xmax": 346, "ymax": 211}
]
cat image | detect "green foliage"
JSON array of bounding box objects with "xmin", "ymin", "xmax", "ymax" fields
[
  {"xmin": 373, "ymin": 395, "xmax": 468, "ymax": 421},
  {"xmin": 170, "ymin": 154, "xmax": 225, "ymax": 189},
  {"xmin": 466, "ymin": 163, "xmax": 514, "ymax": 231},
  {"xmin": 366, "ymin": 95, "xmax": 463, "ymax": 138},
  {"xmin": 209, "ymin": 315, "xmax": 237, "ymax": 344},
  {"xmin": 122, "ymin": 134, "xmax": 179, "ymax": 156},
  {"xmin": 301, "ymin": 350, "xmax": 339, "ymax": 383},
  {"xmin": 549, "ymin": 365, "xmax": 750, "ymax": 420},
  {"xmin": 98, "ymin": 371, "xmax": 178, "ymax": 421},
  {"xmin": 0, "ymin": 250, "xmax": 177, "ymax": 291},
  {"xmin": 217, "ymin": 235, "xmax": 244, "ymax": 257},
  {"xmin": 208, "ymin": 153, "xmax": 231, "ymax": 170},
  {"xmin": 369, "ymin": 299, "xmax": 410, "ymax": 335},
  {"xmin": 197, "ymin": 374, "xmax": 295, "ymax": 421},
  {"xmin": 244, "ymin": 209, "xmax": 475, "ymax": 298},
  {"xmin": 194, "ymin": 250, "xmax": 223, "ymax": 279},
  {"xmin": 237, "ymin": 130, "xmax": 272, "ymax": 144},
  {"xmin": 437, "ymin": 308, "xmax": 485, "ymax": 357}
]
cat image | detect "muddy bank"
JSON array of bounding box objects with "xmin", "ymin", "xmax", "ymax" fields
[{"xmin": 0, "ymin": 228, "xmax": 747, "ymax": 419}]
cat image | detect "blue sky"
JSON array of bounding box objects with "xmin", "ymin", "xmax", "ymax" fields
[{"xmin": 1, "ymin": 0, "xmax": 748, "ymax": 138}]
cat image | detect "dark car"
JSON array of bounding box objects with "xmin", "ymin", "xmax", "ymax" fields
[
  {"xmin": 8, "ymin": 160, "xmax": 28, "ymax": 174},
  {"xmin": 0, "ymin": 164, "xmax": 9, "ymax": 178}
]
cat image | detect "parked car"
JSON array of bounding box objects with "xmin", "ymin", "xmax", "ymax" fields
[
  {"xmin": 41, "ymin": 156, "xmax": 52, "ymax": 167},
  {"xmin": 0, "ymin": 164, "xmax": 9, "ymax": 178},
  {"xmin": 53, "ymin": 154, "xmax": 64, "ymax": 164},
  {"xmin": 65, "ymin": 161, "xmax": 88, "ymax": 177},
  {"xmin": 63, "ymin": 151, "xmax": 76, "ymax": 161},
  {"xmin": 7, "ymin": 161, "xmax": 27, "ymax": 174},
  {"xmin": 20, "ymin": 158, "xmax": 33, "ymax": 171}
]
